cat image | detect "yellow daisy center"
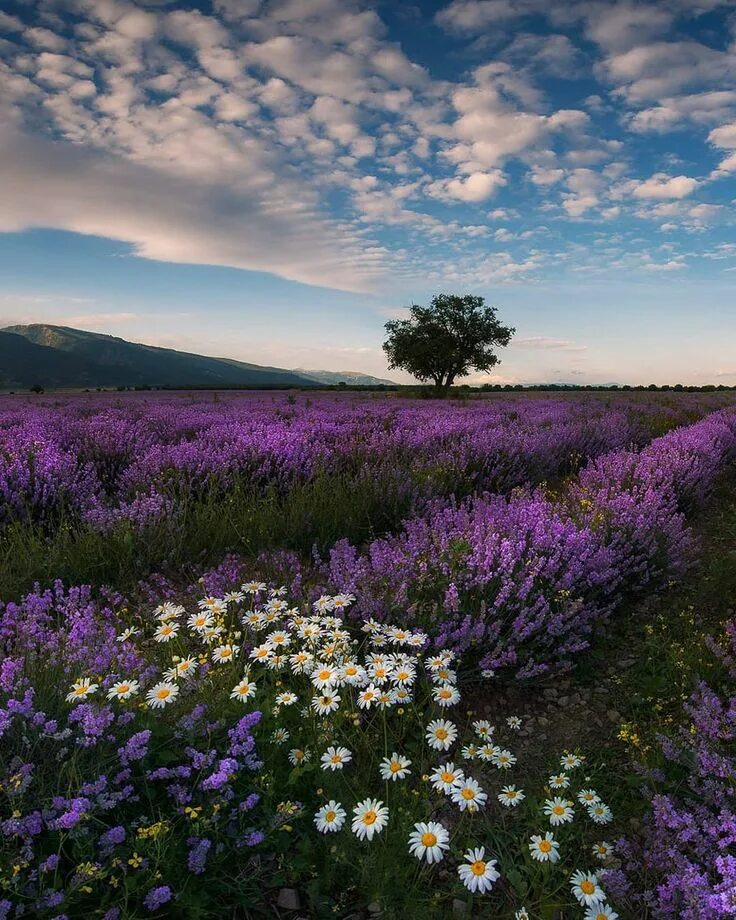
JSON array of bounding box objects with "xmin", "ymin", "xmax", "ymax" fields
[
  {"xmin": 331, "ymin": 754, "xmax": 341, "ymax": 764},
  {"xmin": 441, "ymin": 771, "xmax": 455, "ymax": 783},
  {"xmin": 156, "ymin": 689, "xmax": 170, "ymax": 699},
  {"xmin": 362, "ymin": 810, "xmax": 377, "ymax": 825},
  {"xmin": 539, "ymin": 840, "xmax": 552, "ymax": 853},
  {"xmin": 325, "ymin": 810, "xmax": 336, "ymax": 823},
  {"xmin": 421, "ymin": 832, "xmax": 437, "ymax": 847},
  {"xmin": 471, "ymin": 860, "xmax": 486, "ymax": 876},
  {"xmin": 553, "ymin": 805, "xmax": 564, "ymax": 815},
  {"xmin": 440, "ymin": 689, "xmax": 451, "ymax": 698},
  {"xmin": 117, "ymin": 684, "xmax": 129, "ymax": 694},
  {"xmin": 435, "ymin": 728, "xmax": 448, "ymax": 740},
  {"xmin": 461, "ymin": 788, "xmax": 475, "ymax": 800},
  {"xmin": 507, "ymin": 790, "xmax": 517, "ymax": 799},
  {"xmin": 220, "ymin": 649, "xmax": 232, "ymax": 658},
  {"xmin": 318, "ymin": 670, "xmax": 331, "ymax": 681},
  {"xmin": 73, "ymin": 686, "xmax": 88, "ymax": 695},
  {"xmin": 581, "ymin": 881, "xmax": 595, "ymax": 895}
]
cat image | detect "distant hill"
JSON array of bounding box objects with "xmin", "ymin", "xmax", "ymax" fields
[
  {"xmin": 295, "ymin": 368, "xmax": 396, "ymax": 386},
  {"xmin": 0, "ymin": 324, "xmax": 393, "ymax": 390}
]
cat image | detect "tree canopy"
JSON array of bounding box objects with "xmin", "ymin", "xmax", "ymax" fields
[{"xmin": 383, "ymin": 293, "xmax": 515, "ymax": 397}]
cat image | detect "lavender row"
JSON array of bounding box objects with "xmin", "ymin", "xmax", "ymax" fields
[
  {"xmin": 614, "ymin": 622, "xmax": 736, "ymax": 918},
  {"xmin": 328, "ymin": 408, "xmax": 736, "ymax": 678},
  {"xmin": 0, "ymin": 391, "xmax": 730, "ymax": 533}
]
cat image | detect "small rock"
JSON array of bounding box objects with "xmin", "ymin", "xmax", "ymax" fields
[
  {"xmin": 276, "ymin": 889, "xmax": 301, "ymax": 911},
  {"xmin": 607, "ymin": 709, "xmax": 621, "ymax": 723},
  {"xmin": 367, "ymin": 903, "xmax": 382, "ymax": 916},
  {"xmin": 452, "ymin": 898, "xmax": 468, "ymax": 916},
  {"xmin": 537, "ymin": 716, "xmax": 549, "ymax": 727},
  {"xmin": 557, "ymin": 695, "xmax": 569, "ymax": 707}
]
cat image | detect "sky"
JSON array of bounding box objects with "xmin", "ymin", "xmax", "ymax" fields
[{"xmin": 0, "ymin": 0, "xmax": 735, "ymax": 385}]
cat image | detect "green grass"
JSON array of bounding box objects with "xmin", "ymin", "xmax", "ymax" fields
[
  {"xmin": 593, "ymin": 473, "xmax": 736, "ymax": 744},
  {"xmin": 0, "ymin": 471, "xmax": 417, "ymax": 600}
]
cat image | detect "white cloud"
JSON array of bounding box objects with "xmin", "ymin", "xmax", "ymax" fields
[
  {"xmin": 629, "ymin": 173, "xmax": 699, "ymax": 200},
  {"xmin": 709, "ymin": 121, "xmax": 736, "ymax": 148},
  {"xmin": 643, "ymin": 259, "xmax": 686, "ymax": 271},
  {"xmin": 598, "ymin": 40, "xmax": 736, "ymax": 103},
  {"xmin": 0, "ymin": 124, "xmax": 385, "ymax": 292},
  {"xmin": 428, "ymin": 170, "xmax": 507, "ymax": 202}
]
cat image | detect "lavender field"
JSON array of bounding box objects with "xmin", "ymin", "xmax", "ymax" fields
[{"xmin": 2, "ymin": 391, "xmax": 736, "ymax": 919}]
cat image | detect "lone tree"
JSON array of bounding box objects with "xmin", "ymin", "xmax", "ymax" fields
[{"xmin": 383, "ymin": 293, "xmax": 515, "ymax": 397}]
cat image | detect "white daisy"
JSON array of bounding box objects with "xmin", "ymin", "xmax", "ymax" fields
[
  {"xmin": 506, "ymin": 716, "xmax": 522, "ymax": 729},
  {"xmin": 275, "ymin": 691, "xmax": 298, "ymax": 707},
  {"xmin": 491, "ymin": 749, "xmax": 516, "ymax": 770},
  {"xmin": 146, "ymin": 681, "xmax": 179, "ymax": 709},
  {"xmin": 311, "ymin": 690, "xmax": 341, "ymax": 716},
  {"xmin": 584, "ymin": 907, "xmax": 618, "ymax": 920},
  {"xmin": 451, "ymin": 777, "xmax": 488, "ymax": 812},
  {"xmin": 271, "ymin": 728, "xmax": 289, "ymax": 744},
  {"xmin": 588, "ymin": 803, "xmax": 613, "ymax": 825},
  {"xmin": 529, "ymin": 832, "xmax": 560, "ymax": 863},
  {"xmin": 242, "ymin": 581, "xmax": 266, "ymax": 594},
  {"xmin": 250, "ymin": 644, "xmax": 273, "ymax": 663},
  {"xmin": 351, "ymin": 798, "xmax": 389, "ymax": 841},
  {"xmin": 289, "ymin": 651, "xmax": 314, "ymax": 673},
  {"xmin": 311, "ymin": 664, "xmax": 338, "ymax": 689},
  {"xmin": 379, "ymin": 753, "xmax": 411, "ymax": 782},
  {"xmin": 578, "ymin": 789, "xmax": 601, "ymax": 806},
  {"xmin": 187, "ymin": 611, "xmax": 213, "ymax": 632},
  {"xmin": 407, "ymin": 821, "xmax": 449, "ymax": 864},
  {"xmin": 266, "ymin": 630, "xmax": 291, "ymax": 649},
  {"xmin": 106, "ymin": 679, "xmax": 140, "ymax": 701},
  {"xmin": 426, "ymin": 719, "xmax": 457, "ymax": 751},
  {"xmin": 320, "ymin": 745, "xmax": 352, "ymax": 771},
  {"xmin": 549, "ymin": 773, "xmax": 571, "ymax": 789},
  {"xmin": 66, "ymin": 678, "xmax": 98, "ymax": 703},
  {"xmin": 544, "ymin": 797, "xmax": 575, "ymax": 826},
  {"xmin": 457, "ymin": 847, "xmax": 500, "ymax": 894},
  {"xmin": 498, "ymin": 785, "xmax": 525, "ymax": 807},
  {"xmin": 288, "ymin": 748, "xmax": 311, "ymax": 766},
  {"xmin": 357, "ymin": 684, "xmax": 380, "ymax": 709},
  {"xmin": 461, "ymin": 743, "xmax": 479, "ymax": 760},
  {"xmin": 116, "ymin": 627, "xmax": 140, "ymax": 642},
  {"xmin": 430, "ymin": 762, "xmax": 464, "ymax": 794},
  {"xmin": 432, "ymin": 683, "xmax": 461, "ymax": 708},
  {"xmin": 314, "ymin": 800, "xmax": 346, "ymax": 833},
  {"xmin": 570, "ymin": 870, "xmax": 606, "ymax": 907},
  {"xmin": 230, "ymin": 678, "xmax": 256, "ymax": 702},
  {"xmin": 592, "ymin": 841, "xmax": 614, "ymax": 862},
  {"xmin": 473, "ymin": 719, "xmax": 494, "ymax": 739},
  {"xmin": 561, "ymin": 753, "xmax": 584, "ymax": 771},
  {"xmin": 212, "ymin": 644, "xmax": 239, "ymax": 664},
  {"xmin": 478, "ymin": 743, "xmax": 501, "ymax": 762},
  {"xmin": 154, "ymin": 622, "xmax": 179, "ymax": 643}
]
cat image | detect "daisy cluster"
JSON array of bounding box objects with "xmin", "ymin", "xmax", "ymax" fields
[
  {"xmin": 175, "ymin": 585, "xmax": 620, "ymax": 913},
  {"xmin": 4, "ymin": 578, "xmax": 623, "ymax": 916}
]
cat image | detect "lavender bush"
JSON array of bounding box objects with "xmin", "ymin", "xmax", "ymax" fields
[{"xmin": 328, "ymin": 410, "xmax": 736, "ymax": 677}]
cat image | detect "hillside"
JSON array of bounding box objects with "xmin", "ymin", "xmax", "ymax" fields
[{"xmin": 0, "ymin": 325, "xmax": 315, "ymax": 389}]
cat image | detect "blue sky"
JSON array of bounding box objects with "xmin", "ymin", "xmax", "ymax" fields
[{"xmin": 0, "ymin": 0, "xmax": 734, "ymax": 384}]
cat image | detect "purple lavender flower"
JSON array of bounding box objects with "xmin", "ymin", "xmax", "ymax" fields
[{"xmin": 143, "ymin": 886, "xmax": 173, "ymax": 912}]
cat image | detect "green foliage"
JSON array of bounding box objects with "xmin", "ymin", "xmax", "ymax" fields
[{"xmin": 383, "ymin": 294, "xmax": 515, "ymax": 397}]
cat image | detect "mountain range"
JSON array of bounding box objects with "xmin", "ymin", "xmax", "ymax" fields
[{"xmin": 0, "ymin": 325, "xmax": 395, "ymax": 389}]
